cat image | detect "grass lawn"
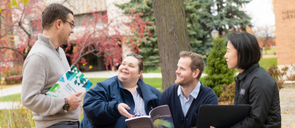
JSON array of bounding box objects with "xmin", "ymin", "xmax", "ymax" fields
[
  {"xmin": 145, "ymin": 67, "xmax": 161, "ymax": 73},
  {"xmin": 88, "ymin": 78, "xmax": 108, "ymax": 88},
  {"xmin": 0, "ymin": 93, "xmax": 21, "ymax": 102},
  {"xmin": 142, "ymin": 78, "xmax": 162, "ymax": 88},
  {"xmin": 259, "ymin": 57, "xmax": 277, "ymax": 70},
  {"xmin": 262, "ymin": 47, "xmax": 276, "ymax": 55}
]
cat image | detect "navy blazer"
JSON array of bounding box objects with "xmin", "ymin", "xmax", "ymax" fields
[{"xmin": 81, "ymin": 76, "xmax": 162, "ymax": 128}]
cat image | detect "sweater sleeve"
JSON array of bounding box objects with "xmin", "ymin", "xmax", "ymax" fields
[
  {"xmin": 204, "ymin": 88, "xmax": 218, "ymax": 104},
  {"xmin": 231, "ymin": 77, "xmax": 274, "ymax": 128},
  {"xmin": 21, "ymin": 54, "xmax": 65, "ymax": 116},
  {"xmin": 159, "ymin": 86, "xmax": 172, "ymax": 106},
  {"xmin": 83, "ymin": 83, "xmax": 121, "ymax": 127}
]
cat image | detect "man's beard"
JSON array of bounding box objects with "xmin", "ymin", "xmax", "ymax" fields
[
  {"xmin": 175, "ymin": 77, "xmax": 193, "ymax": 87},
  {"xmin": 175, "ymin": 77, "xmax": 188, "ymax": 86},
  {"xmin": 175, "ymin": 78, "xmax": 183, "ymax": 85}
]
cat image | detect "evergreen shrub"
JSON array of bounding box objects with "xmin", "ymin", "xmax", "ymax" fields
[{"xmin": 200, "ymin": 38, "xmax": 235, "ymax": 96}]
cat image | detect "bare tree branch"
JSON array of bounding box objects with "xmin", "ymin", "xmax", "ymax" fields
[
  {"xmin": 0, "ymin": 47, "xmax": 26, "ymax": 58},
  {"xmin": 72, "ymin": 49, "xmax": 100, "ymax": 66},
  {"xmin": 0, "ymin": 24, "xmax": 15, "ymax": 39}
]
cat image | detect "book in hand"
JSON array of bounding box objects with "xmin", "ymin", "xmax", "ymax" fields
[
  {"xmin": 46, "ymin": 66, "xmax": 93, "ymax": 98},
  {"xmin": 125, "ymin": 105, "xmax": 174, "ymax": 128}
]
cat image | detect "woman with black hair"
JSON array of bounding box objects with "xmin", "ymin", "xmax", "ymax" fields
[{"xmin": 224, "ymin": 32, "xmax": 281, "ymax": 128}]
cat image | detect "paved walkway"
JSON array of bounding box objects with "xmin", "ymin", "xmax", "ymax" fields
[
  {"xmin": 0, "ymin": 101, "xmax": 23, "ymax": 109},
  {"xmin": 280, "ymin": 84, "xmax": 295, "ymax": 127},
  {"xmin": 0, "ymin": 85, "xmax": 22, "ymax": 97},
  {"xmin": 262, "ymin": 54, "xmax": 277, "ymax": 58}
]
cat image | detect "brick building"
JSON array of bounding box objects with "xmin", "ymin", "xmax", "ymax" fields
[{"xmin": 273, "ymin": 0, "xmax": 295, "ymax": 66}]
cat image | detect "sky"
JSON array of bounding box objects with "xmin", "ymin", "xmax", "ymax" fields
[{"xmin": 243, "ymin": 0, "xmax": 275, "ymax": 28}]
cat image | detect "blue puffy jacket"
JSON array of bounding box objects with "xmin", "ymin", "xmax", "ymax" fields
[{"xmin": 81, "ymin": 76, "xmax": 162, "ymax": 128}]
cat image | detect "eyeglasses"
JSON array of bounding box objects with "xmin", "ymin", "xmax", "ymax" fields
[
  {"xmin": 66, "ymin": 21, "xmax": 75, "ymax": 29},
  {"xmin": 127, "ymin": 53, "xmax": 143, "ymax": 59}
]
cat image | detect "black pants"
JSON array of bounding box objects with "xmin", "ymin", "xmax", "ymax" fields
[{"xmin": 47, "ymin": 121, "xmax": 80, "ymax": 128}]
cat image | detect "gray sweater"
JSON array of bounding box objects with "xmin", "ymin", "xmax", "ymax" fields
[{"xmin": 21, "ymin": 34, "xmax": 80, "ymax": 128}]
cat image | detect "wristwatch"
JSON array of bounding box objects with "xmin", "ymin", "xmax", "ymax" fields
[{"xmin": 63, "ymin": 98, "xmax": 70, "ymax": 113}]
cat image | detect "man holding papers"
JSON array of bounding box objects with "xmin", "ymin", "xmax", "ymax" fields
[
  {"xmin": 159, "ymin": 51, "xmax": 218, "ymax": 128},
  {"xmin": 21, "ymin": 3, "xmax": 82, "ymax": 128}
]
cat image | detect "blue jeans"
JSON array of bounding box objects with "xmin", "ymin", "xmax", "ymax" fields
[{"xmin": 47, "ymin": 121, "xmax": 80, "ymax": 128}]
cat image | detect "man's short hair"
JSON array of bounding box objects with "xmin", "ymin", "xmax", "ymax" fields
[
  {"xmin": 179, "ymin": 51, "xmax": 205, "ymax": 80},
  {"xmin": 42, "ymin": 3, "xmax": 73, "ymax": 30},
  {"xmin": 228, "ymin": 32, "xmax": 261, "ymax": 70}
]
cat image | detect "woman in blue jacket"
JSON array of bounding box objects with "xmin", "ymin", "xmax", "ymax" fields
[{"xmin": 81, "ymin": 53, "xmax": 162, "ymax": 128}]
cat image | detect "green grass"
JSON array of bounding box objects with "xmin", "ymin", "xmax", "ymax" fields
[
  {"xmin": 259, "ymin": 57, "xmax": 277, "ymax": 70},
  {"xmin": 262, "ymin": 47, "xmax": 276, "ymax": 55},
  {"xmin": 88, "ymin": 78, "xmax": 108, "ymax": 88},
  {"xmin": 146, "ymin": 67, "xmax": 161, "ymax": 73},
  {"xmin": 143, "ymin": 78, "xmax": 162, "ymax": 88},
  {"xmin": 0, "ymin": 93, "xmax": 21, "ymax": 102}
]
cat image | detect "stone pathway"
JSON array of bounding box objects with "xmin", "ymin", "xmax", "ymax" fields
[
  {"xmin": 262, "ymin": 54, "xmax": 277, "ymax": 58},
  {"xmin": 0, "ymin": 85, "xmax": 22, "ymax": 97},
  {"xmin": 0, "ymin": 101, "xmax": 22, "ymax": 109},
  {"xmin": 280, "ymin": 84, "xmax": 295, "ymax": 127}
]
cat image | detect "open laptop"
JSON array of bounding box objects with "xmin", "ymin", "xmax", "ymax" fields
[{"xmin": 197, "ymin": 104, "xmax": 252, "ymax": 128}]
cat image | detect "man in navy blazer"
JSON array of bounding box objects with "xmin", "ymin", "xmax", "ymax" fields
[{"xmin": 159, "ymin": 51, "xmax": 218, "ymax": 128}]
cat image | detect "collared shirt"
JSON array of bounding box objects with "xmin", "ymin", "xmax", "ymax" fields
[{"xmin": 177, "ymin": 81, "xmax": 201, "ymax": 116}]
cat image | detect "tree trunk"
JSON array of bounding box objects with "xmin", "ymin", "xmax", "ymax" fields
[{"xmin": 151, "ymin": 0, "xmax": 190, "ymax": 91}]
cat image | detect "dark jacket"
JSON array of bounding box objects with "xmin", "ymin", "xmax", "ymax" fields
[
  {"xmin": 80, "ymin": 76, "xmax": 162, "ymax": 128},
  {"xmin": 232, "ymin": 63, "xmax": 281, "ymax": 128},
  {"xmin": 159, "ymin": 83, "xmax": 218, "ymax": 128}
]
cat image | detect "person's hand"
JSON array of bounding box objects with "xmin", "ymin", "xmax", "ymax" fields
[
  {"xmin": 210, "ymin": 126, "xmax": 215, "ymax": 128},
  {"xmin": 118, "ymin": 103, "xmax": 134, "ymax": 118},
  {"xmin": 67, "ymin": 91, "xmax": 82, "ymax": 110}
]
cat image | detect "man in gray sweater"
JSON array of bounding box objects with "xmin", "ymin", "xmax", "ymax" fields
[{"xmin": 21, "ymin": 3, "xmax": 82, "ymax": 128}]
